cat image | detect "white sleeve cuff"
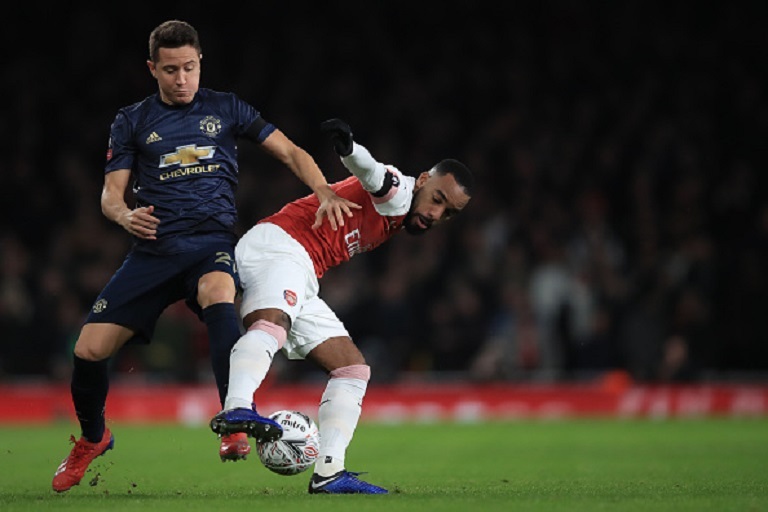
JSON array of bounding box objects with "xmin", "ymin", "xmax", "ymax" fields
[{"xmin": 340, "ymin": 142, "xmax": 387, "ymax": 192}]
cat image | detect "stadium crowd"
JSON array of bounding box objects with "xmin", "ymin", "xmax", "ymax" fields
[{"xmin": 3, "ymin": 2, "xmax": 767, "ymax": 384}]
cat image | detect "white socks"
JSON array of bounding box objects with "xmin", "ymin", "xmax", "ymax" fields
[
  {"xmin": 224, "ymin": 328, "xmax": 278, "ymax": 411},
  {"xmin": 226, "ymin": 330, "xmax": 369, "ymax": 479},
  {"xmin": 314, "ymin": 376, "xmax": 368, "ymax": 477}
]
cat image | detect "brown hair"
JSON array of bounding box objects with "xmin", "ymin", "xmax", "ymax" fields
[{"xmin": 148, "ymin": 20, "xmax": 202, "ymax": 62}]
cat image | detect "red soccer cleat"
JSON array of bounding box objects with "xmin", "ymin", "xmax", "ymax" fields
[
  {"xmin": 219, "ymin": 432, "xmax": 251, "ymax": 462},
  {"xmin": 52, "ymin": 428, "xmax": 114, "ymax": 492}
]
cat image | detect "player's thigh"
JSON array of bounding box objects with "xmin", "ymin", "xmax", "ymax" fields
[
  {"xmin": 238, "ymin": 256, "xmax": 313, "ymax": 324},
  {"xmin": 87, "ymin": 250, "xmax": 184, "ymax": 344},
  {"xmin": 74, "ymin": 323, "xmax": 135, "ymax": 361},
  {"xmin": 235, "ymin": 223, "xmax": 317, "ymax": 321},
  {"xmin": 285, "ymin": 296, "xmax": 352, "ymax": 364},
  {"xmin": 307, "ymin": 336, "xmax": 366, "ymax": 372}
]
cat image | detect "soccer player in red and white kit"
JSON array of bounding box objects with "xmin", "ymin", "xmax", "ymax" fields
[{"xmin": 210, "ymin": 119, "xmax": 474, "ymax": 494}]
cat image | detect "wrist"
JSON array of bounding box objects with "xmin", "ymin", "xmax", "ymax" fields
[
  {"xmin": 313, "ymin": 183, "xmax": 334, "ymax": 199},
  {"xmin": 338, "ymin": 140, "xmax": 355, "ymax": 158}
]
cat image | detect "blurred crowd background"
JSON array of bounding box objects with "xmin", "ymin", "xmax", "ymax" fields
[{"xmin": 3, "ymin": 2, "xmax": 767, "ymax": 385}]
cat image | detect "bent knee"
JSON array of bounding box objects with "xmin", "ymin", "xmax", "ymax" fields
[
  {"xmin": 248, "ymin": 319, "xmax": 288, "ymax": 349},
  {"xmin": 309, "ymin": 336, "xmax": 366, "ymax": 371},
  {"xmin": 197, "ymin": 272, "xmax": 236, "ymax": 307},
  {"xmin": 74, "ymin": 344, "xmax": 109, "ymax": 361},
  {"xmin": 74, "ymin": 323, "xmax": 132, "ymax": 360},
  {"xmin": 243, "ymin": 309, "xmax": 291, "ymax": 332},
  {"xmin": 330, "ymin": 364, "xmax": 371, "ymax": 382}
]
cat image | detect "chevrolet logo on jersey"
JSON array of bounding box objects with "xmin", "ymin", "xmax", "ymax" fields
[
  {"xmin": 160, "ymin": 145, "xmax": 217, "ymax": 167},
  {"xmin": 158, "ymin": 145, "xmax": 220, "ymax": 181}
]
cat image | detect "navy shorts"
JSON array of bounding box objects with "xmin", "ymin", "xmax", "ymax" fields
[{"xmin": 84, "ymin": 242, "xmax": 240, "ymax": 344}]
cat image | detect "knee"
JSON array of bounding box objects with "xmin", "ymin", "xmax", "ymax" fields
[
  {"xmin": 248, "ymin": 319, "xmax": 288, "ymax": 350},
  {"xmin": 73, "ymin": 340, "xmax": 110, "ymax": 361},
  {"xmin": 330, "ymin": 364, "xmax": 371, "ymax": 382},
  {"xmin": 199, "ymin": 287, "xmax": 234, "ymax": 306},
  {"xmin": 244, "ymin": 309, "xmax": 291, "ymax": 333},
  {"xmin": 73, "ymin": 324, "xmax": 129, "ymax": 361},
  {"xmin": 197, "ymin": 272, "xmax": 236, "ymax": 307}
]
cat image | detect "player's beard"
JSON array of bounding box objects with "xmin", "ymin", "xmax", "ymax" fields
[
  {"xmin": 403, "ymin": 188, "xmax": 433, "ymax": 235},
  {"xmin": 403, "ymin": 211, "xmax": 431, "ymax": 235}
]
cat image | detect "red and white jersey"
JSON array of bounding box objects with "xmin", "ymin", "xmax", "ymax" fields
[{"xmin": 259, "ymin": 143, "xmax": 414, "ymax": 278}]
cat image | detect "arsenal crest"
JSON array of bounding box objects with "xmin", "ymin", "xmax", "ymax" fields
[{"xmin": 284, "ymin": 290, "xmax": 298, "ymax": 307}]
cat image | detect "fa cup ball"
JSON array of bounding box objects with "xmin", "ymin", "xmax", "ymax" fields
[{"xmin": 256, "ymin": 410, "xmax": 320, "ymax": 475}]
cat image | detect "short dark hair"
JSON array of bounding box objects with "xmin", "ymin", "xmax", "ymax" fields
[
  {"xmin": 148, "ymin": 20, "xmax": 202, "ymax": 62},
  {"xmin": 433, "ymin": 159, "xmax": 474, "ymax": 196}
]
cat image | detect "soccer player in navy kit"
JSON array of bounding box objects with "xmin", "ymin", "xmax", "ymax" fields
[{"xmin": 52, "ymin": 20, "xmax": 358, "ymax": 493}]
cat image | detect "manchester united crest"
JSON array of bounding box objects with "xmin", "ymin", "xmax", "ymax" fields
[
  {"xmin": 200, "ymin": 115, "xmax": 222, "ymax": 137},
  {"xmin": 92, "ymin": 298, "xmax": 108, "ymax": 313}
]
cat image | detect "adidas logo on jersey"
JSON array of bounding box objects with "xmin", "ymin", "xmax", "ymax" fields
[{"xmin": 146, "ymin": 132, "xmax": 163, "ymax": 144}]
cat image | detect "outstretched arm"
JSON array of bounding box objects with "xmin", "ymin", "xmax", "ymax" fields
[
  {"xmin": 260, "ymin": 129, "xmax": 361, "ymax": 230},
  {"xmin": 320, "ymin": 118, "xmax": 390, "ymax": 192},
  {"xmin": 321, "ymin": 118, "xmax": 413, "ymax": 217}
]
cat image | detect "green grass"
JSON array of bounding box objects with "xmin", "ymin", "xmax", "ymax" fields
[{"xmin": 1, "ymin": 419, "xmax": 766, "ymax": 511}]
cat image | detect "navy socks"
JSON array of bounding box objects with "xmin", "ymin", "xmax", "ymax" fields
[
  {"xmin": 202, "ymin": 302, "xmax": 241, "ymax": 408},
  {"xmin": 71, "ymin": 355, "xmax": 109, "ymax": 443}
]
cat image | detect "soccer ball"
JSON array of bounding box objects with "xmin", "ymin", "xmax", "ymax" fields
[{"xmin": 256, "ymin": 410, "xmax": 320, "ymax": 475}]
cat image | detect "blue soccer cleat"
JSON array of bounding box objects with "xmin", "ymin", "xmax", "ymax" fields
[
  {"xmin": 308, "ymin": 470, "xmax": 388, "ymax": 494},
  {"xmin": 210, "ymin": 405, "xmax": 282, "ymax": 443}
]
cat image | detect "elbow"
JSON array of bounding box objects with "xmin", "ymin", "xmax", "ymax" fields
[
  {"xmin": 100, "ymin": 191, "xmax": 110, "ymax": 217},
  {"xmin": 100, "ymin": 189, "xmax": 118, "ymax": 221}
]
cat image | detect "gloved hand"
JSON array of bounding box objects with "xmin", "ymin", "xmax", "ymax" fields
[{"xmin": 320, "ymin": 118, "xmax": 354, "ymax": 157}]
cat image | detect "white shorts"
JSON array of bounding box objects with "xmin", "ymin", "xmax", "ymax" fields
[{"xmin": 235, "ymin": 222, "xmax": 349, "ymax": 360}]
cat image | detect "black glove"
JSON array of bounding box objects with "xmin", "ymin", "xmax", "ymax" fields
[{"xmin": 320, "ymin": 118, "xmax": 354, "ymax": 157}]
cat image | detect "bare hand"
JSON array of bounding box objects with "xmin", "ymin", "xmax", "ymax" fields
[
  {"xmin": 313, "ymin": 190, "xmax": 361, "ymax": 231},
  {"xmin": 121, "ymin": 205, "xmax": 160, "ymax": 239}
]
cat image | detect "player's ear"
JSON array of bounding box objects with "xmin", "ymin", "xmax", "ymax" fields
[
  {"xmin": 147, "ymin": 60, "xmax": 156, "ymax": 78},
  {"xmin": 414, "ymin": 171, "xmax": 431, "ymax": 191}
]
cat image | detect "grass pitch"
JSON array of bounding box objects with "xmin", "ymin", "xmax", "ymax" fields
[{"xmin": 0, "ymin": 419, "xmax": 766, "ymax": 511}]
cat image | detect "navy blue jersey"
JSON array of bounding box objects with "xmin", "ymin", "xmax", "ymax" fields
[{"xmin": 105, "ymin": 88, "xmax": 275, "ymax": 254}]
